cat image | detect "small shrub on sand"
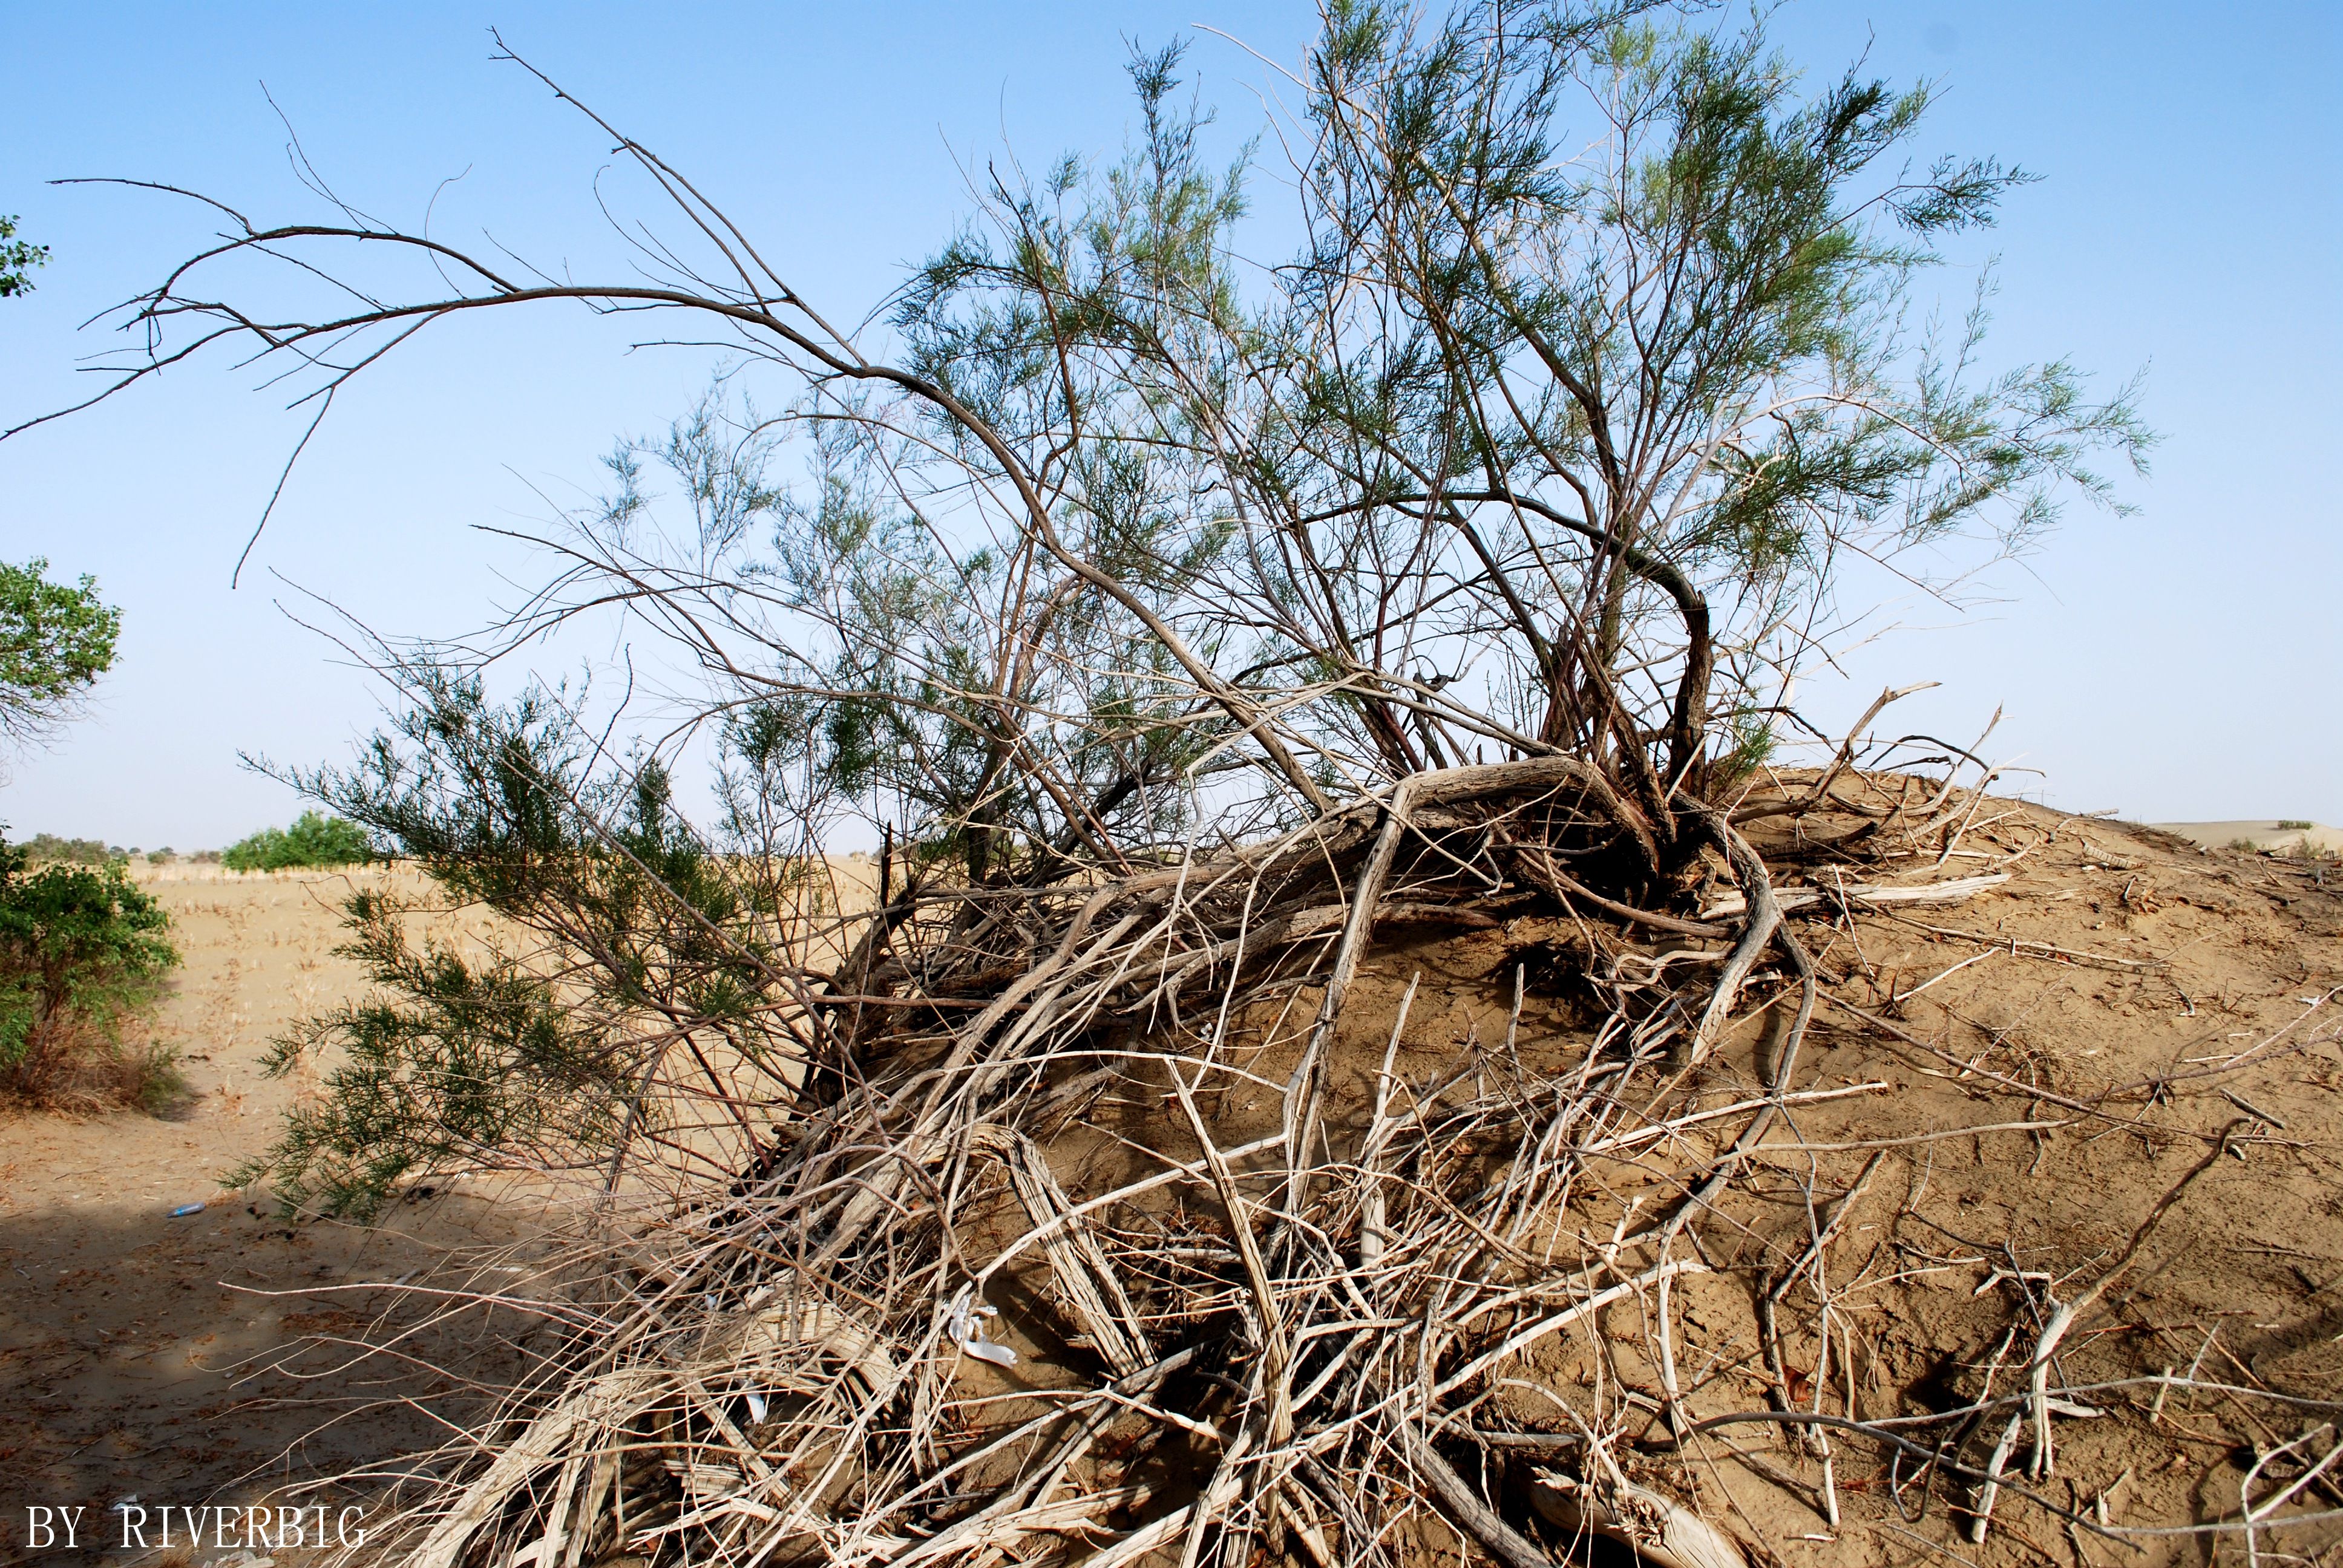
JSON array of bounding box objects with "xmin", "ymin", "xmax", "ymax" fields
[
  {"xmin": 2277, "ymin": 818, "xmax": 2313, "ymax": 831},
  {"xmin": 0, "ymin": 834, "xmax": 185, "ymax": 1112},
  {"xmin": 220, "ymin": 809, "xmax": 375, "ymax": 872}
]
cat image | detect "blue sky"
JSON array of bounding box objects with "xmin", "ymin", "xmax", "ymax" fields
[{"xmin": 2, "ymin": 1, "xmax": 2336, "ymax": 848}]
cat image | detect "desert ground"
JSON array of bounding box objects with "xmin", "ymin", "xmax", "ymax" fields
[
  {"xmin": 0, "ymin": 867, "xmax": 557, "ymax": 1566},
  {"xmin": 1, "ymin": 818, "xmax": 2339, "ymax": 1566},
  {"xmin": 0, "ymin": 855, "xmax": 888, "ymax": 1568},
  {"xmin": 2153, "ymin": 820, "xmax": 2342, "ymax": 856}
]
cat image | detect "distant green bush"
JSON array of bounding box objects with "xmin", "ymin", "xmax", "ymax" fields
[
  {"xmin": 0, "ymin": 832, "xmax": 184, "ymax": 1111},
  {"xmin": 2277, "ymin": 819, "xmax": 2313, "ymax": 831},
  {"xmin": 18, "ymin": 832, "xmax": 113, "ymax": 866},
  {"xmin": 221, "ymin": 811, "xmax": 376, "ymax": 872}
]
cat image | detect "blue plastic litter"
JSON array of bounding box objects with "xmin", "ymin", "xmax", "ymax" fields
[{"xmin": 169, "ymin": 1203, "xmax": 205, "ymax": 1217}]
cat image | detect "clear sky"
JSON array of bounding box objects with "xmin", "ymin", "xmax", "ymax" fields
[{"xmin": 2, "ymin": 1, "xmax": 2336, "ymax": 849}]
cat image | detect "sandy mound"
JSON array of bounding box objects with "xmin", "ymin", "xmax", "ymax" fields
[
  {"xmin": 979, "ymin": 792, "xmax": 2343, "ymax": 1564},
  {"xmin": 5, "ymin": 799, "xmax": 2339, "ymax": 1567},
  {"xmin": 1323, "ymin": 799, "xmax": 2343, "ymax": 1561}
]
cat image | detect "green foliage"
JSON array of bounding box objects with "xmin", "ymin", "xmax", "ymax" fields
[
  {"xmin": 1257, "ymin": 6, "xmax": 2147, "ymax": 773},
  {"xmin": 220, "ymin": 811, "xmax": 376, "ymax": 872},
  {"xmin": 231, "ymin": 886, "xmax": 631, "ymax": 1217},
  {"xmin": 0, "ymin": 558, "xmax": 122, "ymax": 751},
  {"xmin": 236, "ymin": 670, "xmax": 822, "ymax": 1215},
  {"xmin": 857, "ymin": 4, "xmax": 2151, "ymax": 811},
  {"xmin": 0, "ymin": 215, "xmax": 48, "ymax": 298},
  {"xmin": 1713, "ymin": 707, "xmax": 1778, "ymax": 788},
  {"xmin": 593, "ymin": 397, "xmax": 1225, "ymax": 886},
  {"xmin": 0, "ymin": 832, "xmax": 182, "ymax": 1107},
  {"xmin": 16, "ymin": 832, "xmax": 114, "ymax": 866},
  {"xmin": 2276, "ymin": 820, "xmax": 2313, "ymax": 832}
]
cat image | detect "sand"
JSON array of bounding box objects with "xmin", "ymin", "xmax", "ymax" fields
[
  {"xmin": 2151, "ymin": 818, "xmax": 2341, "ymax": 855},
  {"xmin": 0, "ymin": 855, "xmax": 887, "ymax": 1563},
  {"xmin": 0, "ymin": 867, "xmax": 541, "ymax": 1564}
]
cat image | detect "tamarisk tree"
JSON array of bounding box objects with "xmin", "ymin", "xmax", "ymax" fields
[
  {"xmin": 7, "ymin": 0, "xmax": 2149, "ymax": 1187},
  {"xmin": 11, "ymin": 0, "xmax": 2148, "ymax": 1188},
  {"xmin": 12, "ymin": 6, "xmax": 2140, "ymax": 889},
  {"xmin": 4, "ymin": 11, "xmax": 2161, "ymax": 1566}
]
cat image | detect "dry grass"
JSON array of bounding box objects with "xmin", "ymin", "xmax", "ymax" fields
[{"xmin": 0, "ymin": 1007, "xmax": 189, "ymax": 1117}]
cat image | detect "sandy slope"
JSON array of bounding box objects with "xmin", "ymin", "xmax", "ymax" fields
[
  {"xmin": 1297, "ymin": 805, "xmax": 2343, "ymax": 1564},
  {"xmin": 996, "ymin": 800, "xmax": 2343, "ymax": 1564}
]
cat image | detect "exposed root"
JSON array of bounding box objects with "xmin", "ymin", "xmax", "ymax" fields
[{"xmin": 293, "ymin": 765, "xmax": 2341, "ymax": 1567}]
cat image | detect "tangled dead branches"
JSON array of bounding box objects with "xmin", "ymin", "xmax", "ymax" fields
[{"xmin": 296, "ymin": 751, "xmax": 2343, "ymax": 1568}]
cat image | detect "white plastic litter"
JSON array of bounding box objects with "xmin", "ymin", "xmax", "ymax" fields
[{"xmin": 945, "ymin": 1287, "xmax": 1018, "ymax": 1367}]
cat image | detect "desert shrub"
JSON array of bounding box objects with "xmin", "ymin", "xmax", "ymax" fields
[
  {"xmin": 22, "ymin": 8, "xmax": 2181, "ymax": 1559},
  {"xmin": 2278, "ymin": 818, "xmax": 2313, "ymax": 831},
  {"xmin": 18, "ymin": 832, "xmax": 112, "ymax": 865},
  {"xmin": 220, "ymin": 810, "xmax": 375, "ymax": 872},
  {"xmin": 235, "ymin": 702, "xmax": 774, "ymax": 1216},
  {"xmin": 0, "ymin": 833, "xmax": 184, "ymax": 1112}
]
